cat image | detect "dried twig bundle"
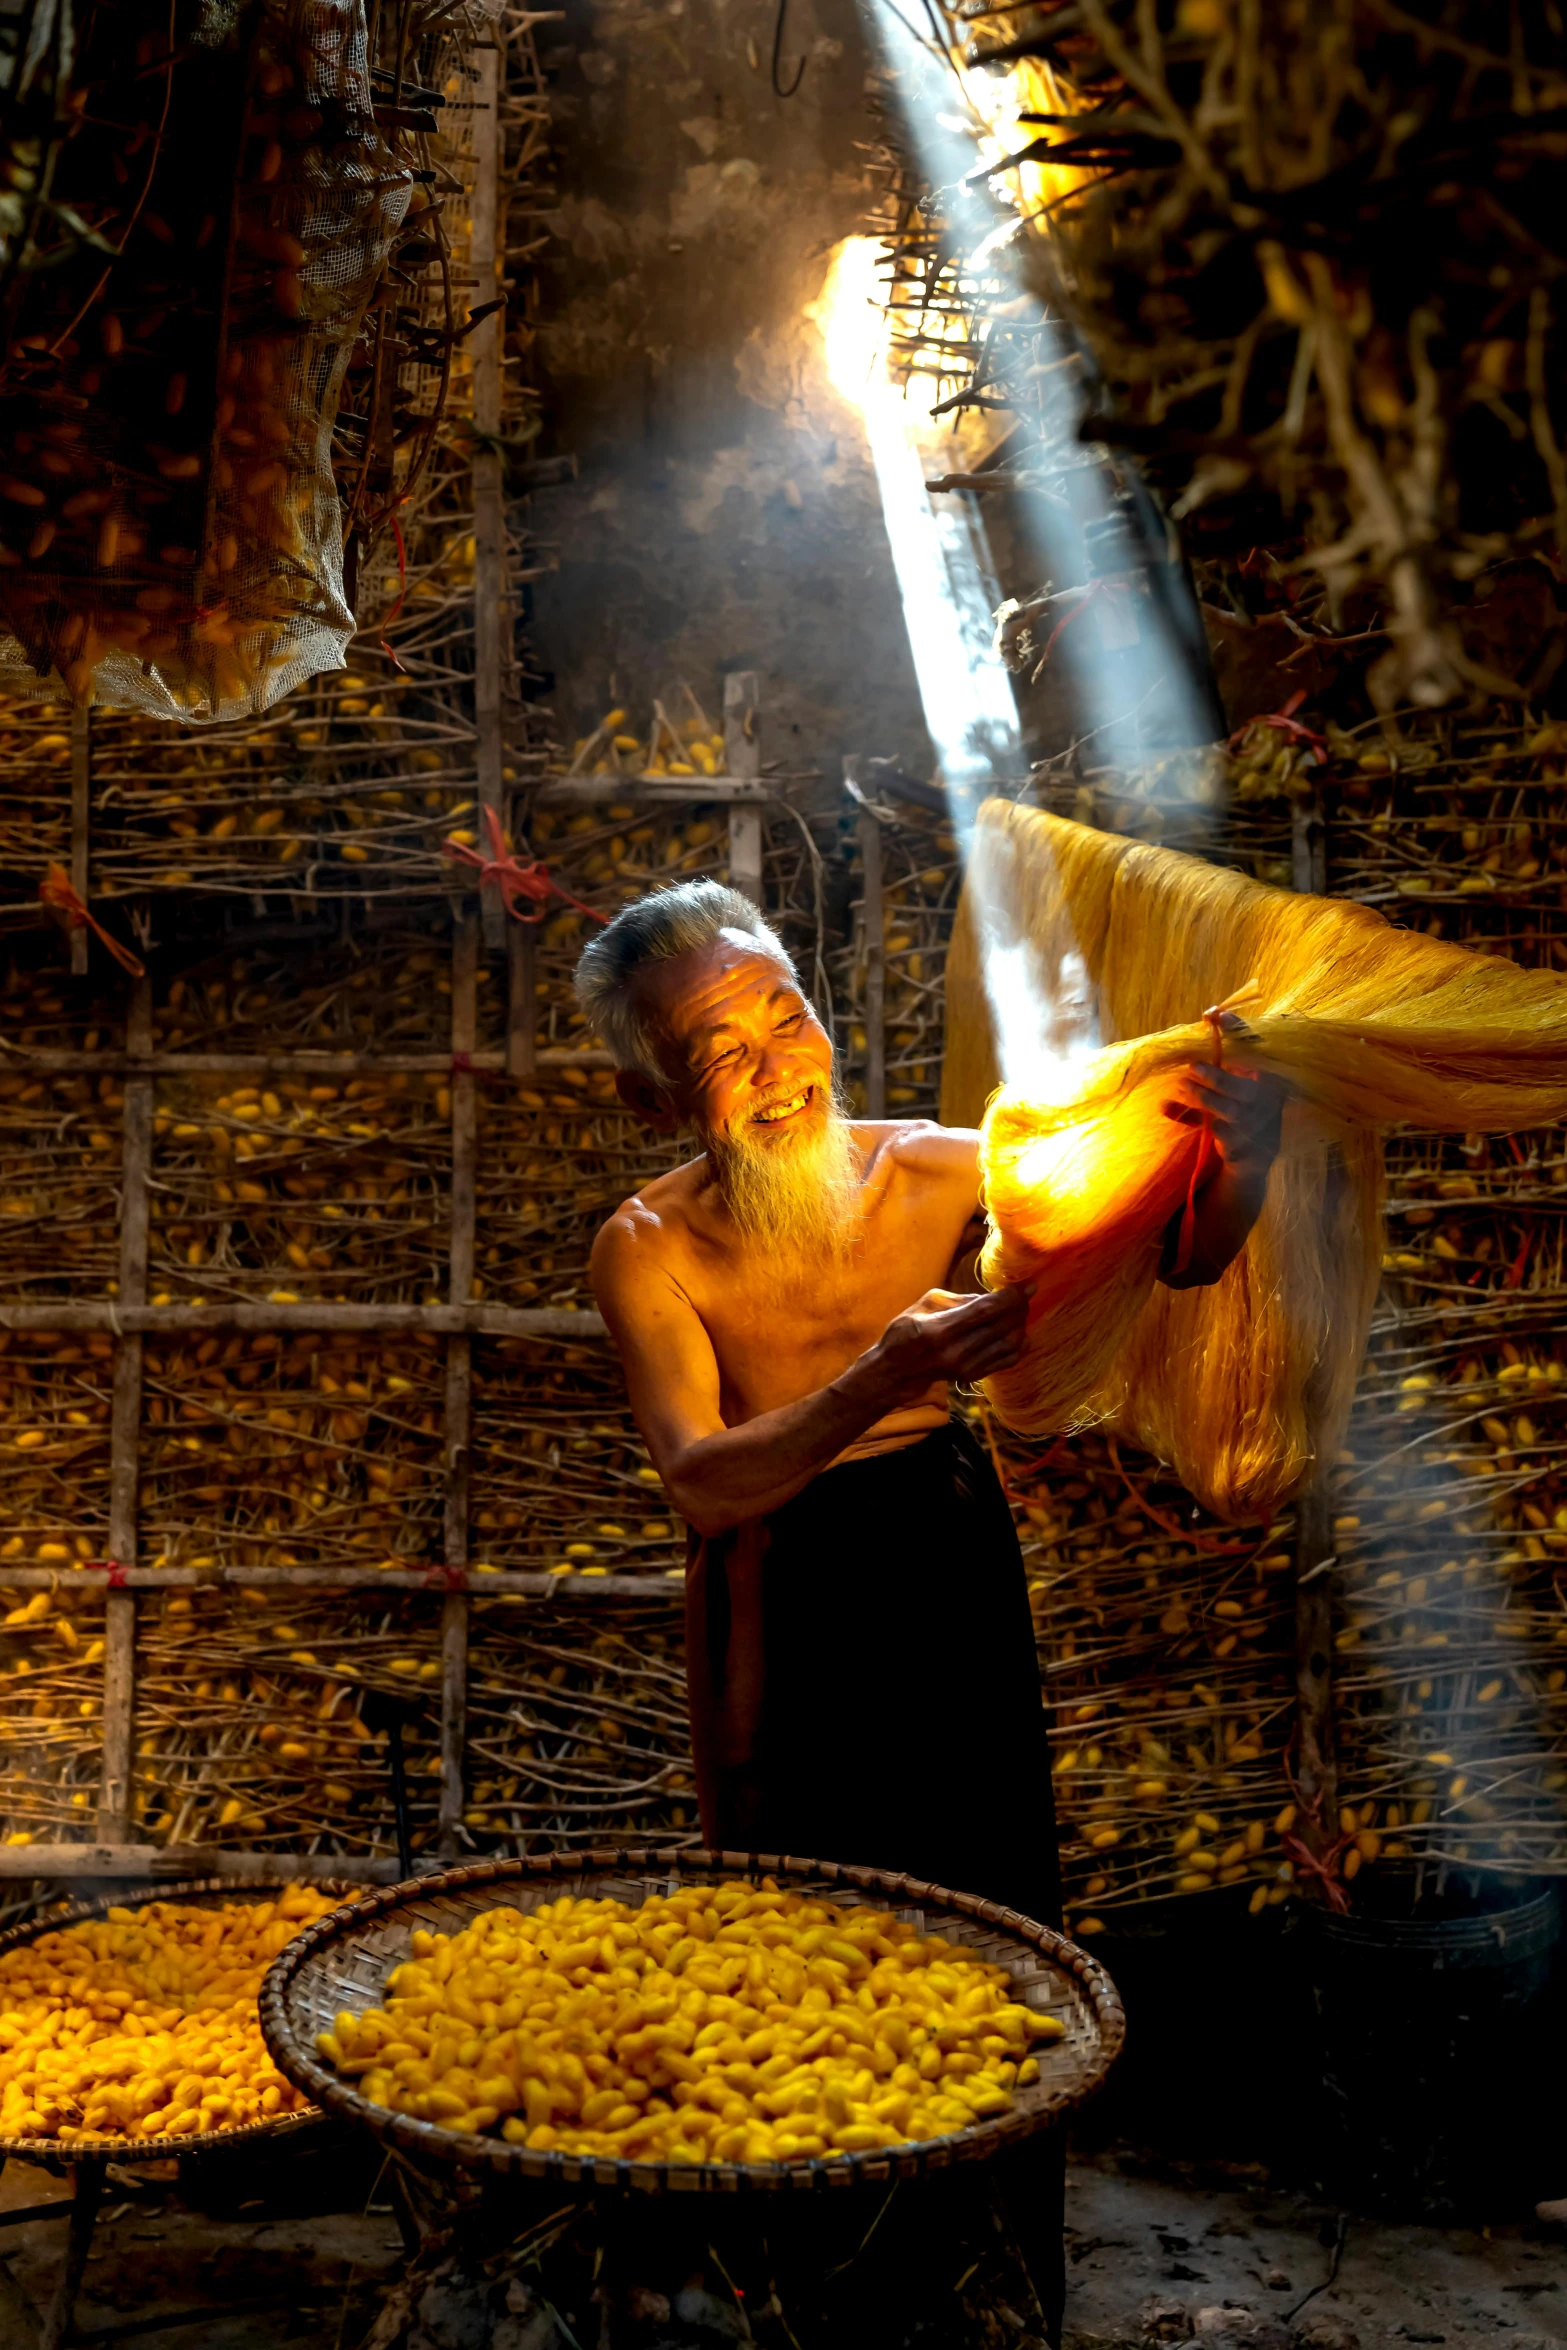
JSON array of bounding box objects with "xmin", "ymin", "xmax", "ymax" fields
[{"xmin": 932, "ymin": 0, "xmax": 1567, "ymax": 709}]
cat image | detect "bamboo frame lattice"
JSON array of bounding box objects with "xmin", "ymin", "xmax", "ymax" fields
[{"xmin": 0, "ymin": 7, "xmax": 1563, "ymax": 1939}]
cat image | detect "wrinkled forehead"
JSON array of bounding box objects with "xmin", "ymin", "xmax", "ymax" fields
[{"xmin": 633, "ymin": 932, "xmax": 800, "ymax": 1060}]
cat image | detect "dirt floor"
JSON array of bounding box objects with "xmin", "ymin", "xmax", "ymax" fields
[{"xmin": 0, "ymin": 2135, "xmax": 1561, "ymax": 2350}]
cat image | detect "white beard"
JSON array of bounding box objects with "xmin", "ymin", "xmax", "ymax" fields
[{"xmin": 707, "ymin": 1099, "xmax": 862, "ymax": 1264}]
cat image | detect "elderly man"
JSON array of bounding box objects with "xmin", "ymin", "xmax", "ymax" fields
[
  {"xmin": 578, "ymin": 877, "xmax": 1282, "ymax": 2336},
  {"xmin": 578, "ymin": 878, "xmax": 1283, "ymax": 1920}
]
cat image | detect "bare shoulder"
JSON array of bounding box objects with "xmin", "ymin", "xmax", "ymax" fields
[
  {"xmin": 857, "ymin": 1117, "xmax": 981, "ymax": 1182},
  {"xmin": 590, "ymin": 1156, "xmax": 706, "ymax": 1296}
]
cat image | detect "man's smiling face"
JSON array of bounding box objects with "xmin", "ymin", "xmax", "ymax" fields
[
  {"xmin": 634, "ymin": 931, "xmax": 837, "ymax": 1151},
  {"xmin": 624, "ymin": 931, "xmax": 859, "ymax": 1257}
]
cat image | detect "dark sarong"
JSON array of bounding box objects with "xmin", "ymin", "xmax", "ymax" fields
[{"xmin": 685, "ymin": 1418, "xmax": 1060, "ymax": 1928}]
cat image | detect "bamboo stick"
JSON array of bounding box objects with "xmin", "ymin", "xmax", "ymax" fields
[
  {"xmin": 850, "ymin": 761, "xmax": 887, "ymax": 1120},
  {"xmin": 0, "ymin": 1303, "xmax": 606, "ymax": 1336},
  {"xmin": 537, "ymin": 777, "xmax": 773, "ymax": 806},
  {"xmin": 471, "ymin": 43, "xmax": 506, "ymax": 952},
  {"xmin": 1288, "ymin": 791, "xmax": 1337, "ymax": 1878},
  {"xmin": 724, "ymin": 673, "xmax": 764, "ymax": 907},
  {"xmin": 69, "ymin": 708, "xmax": 89, "ymax": 980},
  {"xmin": 0, "ymin": 1845, "xmax": 418, "ymax": 1882},
  {"xmin": 1291, "ymin": 783, "xmax": 1328, "ymax": 896},
  {"xmin": 40, "ymin": 2150, "xmax": 101, "ymax": 2349},
  {"xmin": 0, "ymin": 1049, "xmax": 612, "ymax": 1076},
  {"xmin": 507, "ymin": 918, "xmax": 538, "ymax": 1078},
  {"xmin": 440, "ymin": 915, "xmax": 476, "ymax": 1851},
  {"xmin": 100, "ymin": 974, "xmax": 151, "ymax": 1839},
  {"xmin": 1292, "ymin": 1478, "xmax": 1339, "ymax": 1877},
  {"xmin": 0, "ymin": 1566, "xmax": 684, "ymax": 1595}
]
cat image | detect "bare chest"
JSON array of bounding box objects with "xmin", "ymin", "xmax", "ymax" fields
[{"xmin": 679, "ymin": 1178, "xmax": 974, "ymax": 1414}]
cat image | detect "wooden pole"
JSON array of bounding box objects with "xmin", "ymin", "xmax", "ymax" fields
[
  {"xmin": 0, "ymin": 1563, "xmax": 684, "ymax": 1597},
  {"xmin": 471, "ymin": 42, "xmax": 506, "ymax": 952},
  {"xmin": 507, "ymin": 918, "xmax": 537, "ymax": 1078},
  {"xmin": 439, "ymin": 914, "xmax": 476, "ymax": 1855},
  {"xmin": 1290, "ymin": 783, "xmax": 1338, "ymax": 1877},
  {"xmin": 0, "ymin": 1046, "xmax": 608, "ymax": 1076},
  {"xmin": 39, "ymin": 2152, "xmax": 103, "ymax": 2350},
  {"xmin": 1292, "ymin": 781, "xmax": 1328, "ymax": 896},
  {"xmin": 100, "ymin": 974, "xmax": 151, "ymax": 1840},
  {"xmin": 0, "ymin": 1301, "xmax": 604, "ymax": 1336},
  {"xmin": 69, "ymin": 707, "xmax": 90, "ymax": 978},
  {"xmin": 0, "ymin": 1846, "xmax": 421, "ymax": 1884},
  {"xmin": 0, "ymin": 1560, "xmax": 681, "ymax": 1597},
  {"xmin": 539, "ymin": 774, "xmax": 770, "ymax": 807},
  {"xmin": 847, "ymin": 759, "xmax": 886, "ymax": 1119},
  {"xmin": 1292, "ymin": 1477, "xmax": 1340, "ymax": 1872},
  {"xmin": 723, "ymin": 672, "xmax": 764, "ymax": 907}
]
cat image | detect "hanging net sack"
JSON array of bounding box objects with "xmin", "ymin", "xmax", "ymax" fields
[
  {"xmin": 0, "ymin": 0, "xmax": 409, "ymax": 722},
  {"xmin": 945, "ymin": 800, "xmax": 1567, "ymax": 1525}
]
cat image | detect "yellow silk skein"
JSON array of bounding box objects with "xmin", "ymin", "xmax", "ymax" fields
[{"xmin": 943, "ymin": 801, "xmax": 1567, "ymax": 1524}]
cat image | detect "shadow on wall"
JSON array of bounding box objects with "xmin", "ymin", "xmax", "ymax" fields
[{"xmin": 529, "ymin": 0, "xmax": 938, "ymax": 779}]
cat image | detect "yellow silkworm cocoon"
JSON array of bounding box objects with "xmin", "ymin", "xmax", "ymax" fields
[
  {"xmin": 315, "ymin": 1881, "xmax": 1065, "ymax": 2165},
  {"xmin": 0, "ymin": 1889, "xmax": 339, "ymax": 2146}
]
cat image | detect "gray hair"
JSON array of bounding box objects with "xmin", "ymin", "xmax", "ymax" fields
[{"xmin": 572, "ymin": 879, "xmax": 797, "ymax": 1079}]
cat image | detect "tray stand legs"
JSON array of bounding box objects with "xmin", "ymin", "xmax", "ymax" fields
[
  {"xmin": 39, "ymin": 2153, "xmax": 106, "ymax": 2350},
  {"xmin": 991, "ymin": 2132, "xmax": 1067, "ymax": 2350}
]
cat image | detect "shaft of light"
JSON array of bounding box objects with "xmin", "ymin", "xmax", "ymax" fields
[
  {"xmin": 856, "ymin": 0, "xmax": 1220, "ymax": 764},
  {"xmin": 812, "ymin": 237, "xmax": 1090, "ymax": 1090},
  {"xmin": 812, "ymin": 237, "xmax": 1024, "ymax": 842}
]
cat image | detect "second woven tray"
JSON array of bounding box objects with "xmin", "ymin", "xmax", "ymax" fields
[{"xmin": 0, "ymin": 1879, "xmax": 356, "ymax": 2164}]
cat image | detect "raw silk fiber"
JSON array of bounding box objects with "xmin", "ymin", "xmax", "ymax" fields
[{"xmin": 943, "ymin": 801, "xmax": 1567, "ymax": 1526}]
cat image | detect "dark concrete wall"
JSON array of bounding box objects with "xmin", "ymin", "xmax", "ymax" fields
[{"xmin": 530, "ymin": 0, "xmax": 936, "ymax": 780}]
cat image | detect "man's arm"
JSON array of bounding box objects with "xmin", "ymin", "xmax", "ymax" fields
[
  {"xmin": 1158, "ymin": 1062, "xmax": 1288, "ymax": 1288},
  {"xmin": 591, "ymin": 1208, "xmax": 1028, "ymax": 1537}
]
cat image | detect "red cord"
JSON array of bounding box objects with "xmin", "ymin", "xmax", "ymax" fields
[
  {"xmin": 38, "ymin": 867, "xmax": 146, "ymax": 977},
  {"xmin": 1227, "ymin": 687, "xmax": 1328, "ymax": 762},
  {"xmin": 443, "ymin": 806, "xmax": 609, "ymax": 926}
]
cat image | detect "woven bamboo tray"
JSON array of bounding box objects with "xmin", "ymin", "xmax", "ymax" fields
[
  {"xmin": 0, "ymin": 1878, "xmax": 357, "ymax": 2164},
  {"xmin": 259, "ymin": 1847, "xmax": 1125, "ymax": 2193}
]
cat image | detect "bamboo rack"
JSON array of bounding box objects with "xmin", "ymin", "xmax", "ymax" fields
[
  {"xmin": 0, "ymin": 717, "xmax": 950, "ymax": 1877},
  {"xmin": 1, "ymin": 4, "xmax": 1560, "ymax": 1927}
]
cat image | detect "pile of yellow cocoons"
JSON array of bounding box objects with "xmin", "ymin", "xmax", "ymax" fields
[
  {"xmin": 0, "ymin": 1888, "xmax": 340, "ymax": 2145},
  {"xmin": 316, "ymin": 1881, "xmax": 1065, "ymax": 2164}
]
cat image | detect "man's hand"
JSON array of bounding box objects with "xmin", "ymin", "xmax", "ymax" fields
[
  {"xmin": 852, "ymin": 1284, "xmax": 1031, "ymax": 1414},
  {"xmin": 1162, "ymin": 1062, "xmax": 1288, "ymax": 1172},
  {"xmin": 1159, "ymin": 1060, "xmax": 1290, "ymax": 1288}
]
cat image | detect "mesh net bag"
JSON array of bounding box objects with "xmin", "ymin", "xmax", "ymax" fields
[{"xmin": 0, "ymin": 0, "xmax": 409, "ymax": 723}]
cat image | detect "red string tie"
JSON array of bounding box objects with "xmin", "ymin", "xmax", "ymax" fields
[
  {"xmin": 1505, "ymin": 1226, "xmax": 1534, "ymax": 1290},
  {"xmin": 1033, "ymin": 578, "xmax": 1136, "ymax": 673},
  {"xmin": 1280, "ymin": 1739, "xmax": 1352, "ymax": 1914},
  {"xmin": 38, "ymin": 866, "xmax": 146, "ymax": 977},
  {"xmin": 451, "ymin": 1050, "xmax": 473, "ymax": 1075},
  {"xmin": 1227, "ymin": 688, "xmax": 1329, "ymax": 763},
  {"xmin": 443, "ymin": 806, "xmax": 608, "ymax": 926},
  {"xmin": 1280, "ymin": 1828, "xmax": 1352, "ymax": 1914},
  {"xmin": 424, "ymin": 1564, "xmax": 468, "ymax": 1591}
]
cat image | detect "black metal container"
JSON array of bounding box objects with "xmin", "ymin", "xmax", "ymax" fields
[{"xmin": 1303, "ymin": 1872, "xmax": 1562, "ymax": 2219}]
